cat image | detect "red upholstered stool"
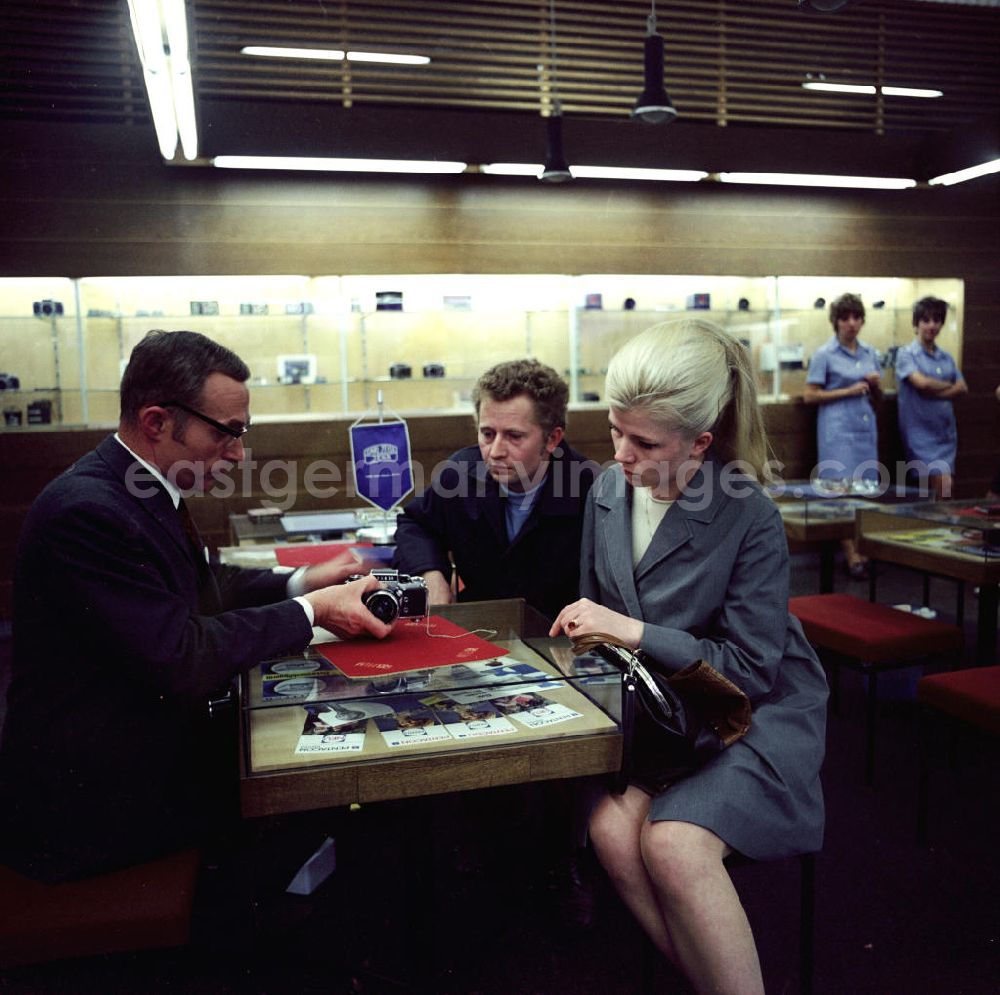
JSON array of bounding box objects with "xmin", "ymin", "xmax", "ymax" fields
[
  {"xmin": 789, "ymin": 594, "xmax": 963, "ymax": 784},
  {"xmin": 916, "ymin": 666, "xmax": 1000, "ymax": 844},
  {"xmin": 0, "ymin": 848, "xmax": 201, "ymax": 969}
]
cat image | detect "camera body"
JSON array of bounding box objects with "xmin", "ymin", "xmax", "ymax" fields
[
  {"xmin": 350, "ymin": 569, "xmax": 428, "ymax": 623},
  {"xmin": 0, "ymin": 373, "xmax": 20, "ymax": 390},
  {"xmin": 33, "ymin": 299, "xmax": 64, "ymax": 318}
]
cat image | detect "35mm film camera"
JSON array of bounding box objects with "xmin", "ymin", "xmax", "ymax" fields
[{"xmin": 349, "ymin": 569, "xmax": 428, "ymax": 624}]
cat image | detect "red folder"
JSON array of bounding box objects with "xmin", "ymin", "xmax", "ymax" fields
[
  {"xmin": 274, "ymin": 542, "xmax": 374, "ymax": 567},
  {"xmin": 316, "ymin": 615, "xmax": 506, "ymax": 677}
]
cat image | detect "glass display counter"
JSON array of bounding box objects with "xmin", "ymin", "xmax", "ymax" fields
[
  {"xmin": 857, "ymin": 500, "xmax": 1000, "ymax": 660},
  {"xmin": 237, "ymin": 599, "xmax": 624, "ymax": 818}
]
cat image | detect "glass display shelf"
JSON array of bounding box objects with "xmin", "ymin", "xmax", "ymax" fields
[{"xmin": 236, "ymin": 599, "xmax": 624, "ymax": 817}]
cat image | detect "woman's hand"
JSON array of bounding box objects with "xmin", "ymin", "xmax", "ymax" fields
[{"xmin": 549, "ymin": 598, "xmax": 644, "ymax": 649}]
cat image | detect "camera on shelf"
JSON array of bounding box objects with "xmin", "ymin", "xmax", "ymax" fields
[
  {"xmin": 0, "ymin": 373, "xmax": 20, "ymax": 390},
  {"xmin": 422, "ymin": 363, "xmax": 445, "ymax": 378},
  {"xmin": 32, "ymin": 300, "xmax": 64, "ymax": 317},
  {"xmin": 348, "ymin": 569, "xmax": 428, "ymax": 624},
  {"xmin": 389, "ymin": 363, "xmax": 412, "ymax": 380}
]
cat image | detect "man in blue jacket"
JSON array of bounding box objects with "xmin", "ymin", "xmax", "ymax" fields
[{"xmin": 394, "ymin": 359, "xmax": 599, "ymax": 622}]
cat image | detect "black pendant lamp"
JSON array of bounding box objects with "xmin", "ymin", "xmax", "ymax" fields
[
  {"xmin": 541, "ymin": 108, "xmax": 572, "ymax": 183},
  {"xmin": 799, "ymin": 0, "xmax": 853, "ymax": 10},
  {"xmin": 540, "ymin": 0, "xmax": 572, "ymax": 182},
  {"xmin": 632, "ymin": 1, "xmax": 677, "ymax": 124}
]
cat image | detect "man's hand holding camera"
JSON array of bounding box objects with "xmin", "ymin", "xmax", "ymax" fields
[
  {"xmin": 304, "ymin": 573, "xmax": 393, "ymax": 640},
  {"xmin": 299, "ymin": 550, "xmax": 429, "ymax": 639}
]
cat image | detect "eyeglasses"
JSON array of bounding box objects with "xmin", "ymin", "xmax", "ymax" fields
[{"xmin": 159, "ymin": 400, "xmax": 250, "ymax": 440}]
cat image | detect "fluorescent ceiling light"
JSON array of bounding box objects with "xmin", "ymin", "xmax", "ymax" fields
[
  {"xmin": 480, "ymin": 163, "xmax": 707, "ymax": 182},
  {"xmin": 480, "ymin": 163, "xmax": 546, "ymax": 177},
  {"xmin": 346, "ymin": 51, "xmax": 430, "ymax": 65},
  {"xmin": 802, "ymin": 81, "xmax": 876, "ymax": 94},
  {"xmin": 242, "ymin": 45, "xmax": 345, "ymax": 60},
  {"xmin": 212, "ymin": 156, "xmax": 466, "ymax": 174},
  {"xmin": 241, "ymin": 45, "xmax": 429, "ymax": 65},
  {"xmin": 881, "ymin": 85, "xmax": 943, "ymax": 98},
  {"xmin": 571, "ymin": 165, "xmax": 707, "ymax": 182},
  {"xmin": 126, "ymin": 0, "xmax": 198, "ymax": 161},
  {"xmin": 719, "ymin": 172, "xmax": 916, "ymax": 190},
  {"xmin": 928, "ymin": 158, "xmax": 1000, "ymax": 186},
  {"xmin": 803, "ymin": 80, "xmax": 943, "ymax": 98}
]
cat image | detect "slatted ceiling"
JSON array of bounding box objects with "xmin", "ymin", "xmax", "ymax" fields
[
  {"xmin": 1, "ymin": 0, "xmax": 999, "ymax": 137},
  {"xmin": 0, "ymin": 0, "xmax": 146, "ymax": 125}
]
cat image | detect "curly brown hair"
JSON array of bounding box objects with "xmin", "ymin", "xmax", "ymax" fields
[{"xmin": 472, "ymin": 359, "xmax": 569, "ymax": 436}]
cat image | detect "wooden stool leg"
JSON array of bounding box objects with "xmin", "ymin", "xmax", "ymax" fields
[{"xmin": 799, "ymin": 852, "xmax": 816, "ymax": 995}]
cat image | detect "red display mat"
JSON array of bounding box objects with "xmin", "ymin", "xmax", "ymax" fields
[
  {"xmin": 274, "ymin": 542, "xmax": 374, "ymax": 567},
  {"xmin": 316, "ymin": 615, "xmax": 506, "ymax": 677}
]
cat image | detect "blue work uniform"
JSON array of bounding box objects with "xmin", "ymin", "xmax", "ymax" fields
[
  {"xmin": 807, "ymin": 335, "xmax": 880, "ymax": 481},
  {"xmin": 895, "ymin": 339, "xmax": 963, "ymax": 473}
]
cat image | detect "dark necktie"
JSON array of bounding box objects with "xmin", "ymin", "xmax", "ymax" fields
[{"xmin": 177, "ymin": 497, "xmax": 206, "ymax": 562}]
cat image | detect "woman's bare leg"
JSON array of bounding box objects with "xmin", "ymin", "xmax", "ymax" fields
[
  {"xmin": 641, "ymin": 820, "xmax": 764, "ymax": 995},
  {"xmin": 589, "ymin": 786, "xmax": 678, "ymax": 964}
]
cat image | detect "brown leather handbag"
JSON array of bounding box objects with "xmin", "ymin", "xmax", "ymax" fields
[{"xmin": 571, "ymin": 632, "xmax": 751, "ymax": 793}]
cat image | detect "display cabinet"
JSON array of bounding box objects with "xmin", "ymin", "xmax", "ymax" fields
[
  {"xmin": 0, "ymin": 274, "xmax": 964, "ymax": 428},
  {"xmin": 234, "ymin": 599, "xmax": 624, "ymax": 817}
]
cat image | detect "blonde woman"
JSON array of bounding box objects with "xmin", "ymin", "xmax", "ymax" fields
[{"xmin": 551, "ymin": 320, "xmax": 827, "ymax": 995}]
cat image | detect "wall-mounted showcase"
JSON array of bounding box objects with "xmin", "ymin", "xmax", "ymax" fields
[{"xmin": 0, "ymin": 274, "xmax": 963, "ymax": 429}]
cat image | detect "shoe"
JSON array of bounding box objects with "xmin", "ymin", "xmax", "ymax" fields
[{"xmin": 845, "ymin": 559, "xmax": 868, "ymax": 580}]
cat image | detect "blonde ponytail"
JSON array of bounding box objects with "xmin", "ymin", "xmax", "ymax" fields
[{"xmin": 605, "ymin": 318, "xmax": 773, "ymax": 481}]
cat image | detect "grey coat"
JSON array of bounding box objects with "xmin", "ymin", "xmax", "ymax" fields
[{"xmin": 581, "ymin": 459, "xmax": 827, "ymax": 860}]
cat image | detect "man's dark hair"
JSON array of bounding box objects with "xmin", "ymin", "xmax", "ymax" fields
[
  {"xmin": 912, "ymin": 296, "xmax": 948, "ymax": 327},
  {"xmin": 829, "ymin": 293, "xmax": 865, "ymax": 327},
  {"xmin": 120, "ymin": 329, "xmax": 250, "ymax": 429},
  {"xmin": 472, "ymin": 359, "xmax": 569, "ymax": 436}
]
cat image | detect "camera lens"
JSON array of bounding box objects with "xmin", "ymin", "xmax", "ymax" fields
[{"xmin": 363, "ymin": 588, "xmax": 400, "ymax": 624}]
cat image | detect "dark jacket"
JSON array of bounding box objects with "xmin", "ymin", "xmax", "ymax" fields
[
  {"xmin": 393, "ymin": 442, "xmax": 598, "ymax": 621},
  {"xmin": 0, "ymin": 435, "xmax": 313, "ymax": 882}
]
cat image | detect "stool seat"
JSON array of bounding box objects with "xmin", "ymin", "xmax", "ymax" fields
[
  {"xmin": 0, "ymin": 848, "xmax": 201, "ymax": 968},
  {"xmin": 917, "ymin": 666, "xmax": 1000, "ymax": 735},
  {"xmin": 790, "ymin": 594, "xmax": 963, "ymax": 784},
  {"xmin": 789, "ymin": 594, "xmax": 963, "ymax": 662}
]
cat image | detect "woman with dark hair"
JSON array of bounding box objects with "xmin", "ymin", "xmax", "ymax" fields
[
  {"xmin": 803, "ymin": 292, "xmax": 882, "ymax": 577},
  {"xmin": 896, "ymin": 296, "xmax": 967, "ymax": 499},
  {"xmin": 551, "ymin": 319, "xmax": 827, "ymax": 995}
]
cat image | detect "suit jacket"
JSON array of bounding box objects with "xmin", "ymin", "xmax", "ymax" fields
[
  {"xmin": 582, "ymin": 458, "xmax": 828, "ymax": 858},
  {"xmin": 393, "ymin": 442, "xmax": 598, "ymax": 621},
  {"xmin": 0, "ymin": 435, "xmax": 313, "ymax": 882}
]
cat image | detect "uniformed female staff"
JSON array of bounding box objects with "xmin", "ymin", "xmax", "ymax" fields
[
  {"xmin": 803, "ymin": 292, "xmax": 882, "ymax": 578},
  {"xmin": 895, "ymin": 296, "xmax": 967, "ymax": 499},
  {"xmin": 551, "ymin": 319, "xmax": 827, "ymax": 995}
]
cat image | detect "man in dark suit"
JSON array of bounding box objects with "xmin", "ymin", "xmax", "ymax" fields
[
  {"xmin": 393, "ymin": 358, "xmax": 598, "ymax": 622},
  {"xmin": 0, "ymin": 329, "xmax": 391, "ymax": 883},
  {"xmin": 392, "ymin": 359, "xmax": 600, "ymax": 921}
]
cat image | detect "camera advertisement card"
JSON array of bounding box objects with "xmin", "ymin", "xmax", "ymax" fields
[
  {"xmin": 440, "ymin": 657, "xmax": 564, "ymax": 704},
  {"xmin": 295, "ymin": 708, "xmax": 367, "ymax": 755},
  {"xmin": 424, "ymin": 696, "xmax": 517, "ymax": 740},
  {"xmin": 489, "ymin": 692, "xmax": 582, "ymax": 729},
  {"xmin": 373, "ymin": 695, "xmax": 451, "ymax": 748}
]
